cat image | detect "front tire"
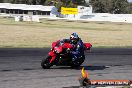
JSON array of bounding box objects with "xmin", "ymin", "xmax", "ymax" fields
[{"xmin": 41, "ymin": 56, "xmax": 53, "ymax": 69}]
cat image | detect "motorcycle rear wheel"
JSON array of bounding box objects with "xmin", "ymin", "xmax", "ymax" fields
[{"xmin": 41, "ymin": 56, "xmax": 53, "ymax": 69}]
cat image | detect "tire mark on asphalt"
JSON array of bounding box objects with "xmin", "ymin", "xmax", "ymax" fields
[{"xmin": 0, "ymin": 68, "xmax": 42, "ymax": 72}]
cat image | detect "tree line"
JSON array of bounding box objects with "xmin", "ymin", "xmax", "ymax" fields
[{"xmin": 0, "ymin": 0, "xmax": 132, "ymax": 14}]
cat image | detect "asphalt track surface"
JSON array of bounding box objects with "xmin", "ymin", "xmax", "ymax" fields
[{"xmin": 0, "ymin": 48, "xmax": 132, "ymax": 88}]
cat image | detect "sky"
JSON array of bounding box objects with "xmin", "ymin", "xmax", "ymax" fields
[{"xmin": 128, "ymin": 0, "xmax": 132, "ymax": 2}]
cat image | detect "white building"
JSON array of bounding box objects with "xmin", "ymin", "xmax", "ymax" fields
[{"xmin": 0, "ymin": 3, "xmax": 58, "ymax": 16}]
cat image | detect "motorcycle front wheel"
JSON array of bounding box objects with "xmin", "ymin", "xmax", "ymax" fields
[{"xmin": 41, "ymin": 56, "xmax": 53, "ymax": 69}]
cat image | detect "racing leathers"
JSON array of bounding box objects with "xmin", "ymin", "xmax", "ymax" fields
[{"xmin": 59, "ymin": 38, "xmax": 84, "ymax": 62}]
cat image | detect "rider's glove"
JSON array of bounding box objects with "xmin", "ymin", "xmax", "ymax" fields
[{"xmin": 66, "ymin": 48, "xmax": 71, "ymax": 53}]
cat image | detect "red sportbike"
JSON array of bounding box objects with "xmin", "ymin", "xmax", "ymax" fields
[{"xmin": 41, "ymin": 40, "xmax": 92, "ymax": 69}]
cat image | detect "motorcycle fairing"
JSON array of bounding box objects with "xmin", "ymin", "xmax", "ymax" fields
[
  {"xmin": 84, "ymin": 43, "xmax": 92, "ymax": 50},
  {"xmin": 48, "ymin": 51, "xmax": 56, "ymax": 63}
]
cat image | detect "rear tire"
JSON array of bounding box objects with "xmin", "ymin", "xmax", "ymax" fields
[{"xmin": 41, "ymin": 56, "xmax": 53, "ymax": 69}]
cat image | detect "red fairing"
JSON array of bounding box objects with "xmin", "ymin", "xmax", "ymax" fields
[
  {"xmin": 54, "ymin": 46, "xmax": 63, "ymax": 53},
  {"xmin": 52, "ymin": 40, "xmax": 60, "ymax": 49},
  {"xmin": 48, "ymin": 51, "xmax": 56, "ymax": 63},
  {"xmin": 62, "ymin": 43, "xmax": 73, "ymax": 49},
  {"xmin": 48, "ymin": 51, "xmax": 56, "ymax": 56},
  {"xmin": 52, "ymin": 42, "xmax": 57, "ymax": 48},
  {"xmin": 84, "ymin": 43, "xmax": 92, "ymax": 50}
]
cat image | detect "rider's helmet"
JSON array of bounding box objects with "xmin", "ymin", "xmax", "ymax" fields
[{"xmin": 70, "ymin": 32, "xmax": 79, "ymax": 44}]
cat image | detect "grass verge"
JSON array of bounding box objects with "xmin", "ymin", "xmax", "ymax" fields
[{"xmin": 0, "ymin": 17, "xmax": 132, "ymax": 48}]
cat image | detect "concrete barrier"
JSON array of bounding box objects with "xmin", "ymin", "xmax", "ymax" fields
[
  {"xmin": 40, "ymin": 13, "xmax": 132, "ymax": 23},
  {"xmin": 81, "ymin": 13, "xmax": 132, "ymax": 23}
]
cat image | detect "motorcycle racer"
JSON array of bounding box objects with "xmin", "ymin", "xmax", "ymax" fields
[
  {"xmin": 41, "ymin": 33, "xmax": 92, "ymax": 69},
  {"xmin": 58, "ymin": 33, "xmax": 85, "ymax": 63}
]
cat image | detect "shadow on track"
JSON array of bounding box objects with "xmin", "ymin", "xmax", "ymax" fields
[
  {"xmin": 0, "ymin": 65, "xmax": 109, "ymax": 72},
  {"xmin": 50, "ymin": 65, "xmax": 109, "ymax": 71},
  {"xmin": 81, "ymin": 65, "xmax": 109, "ymax": 70}
]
